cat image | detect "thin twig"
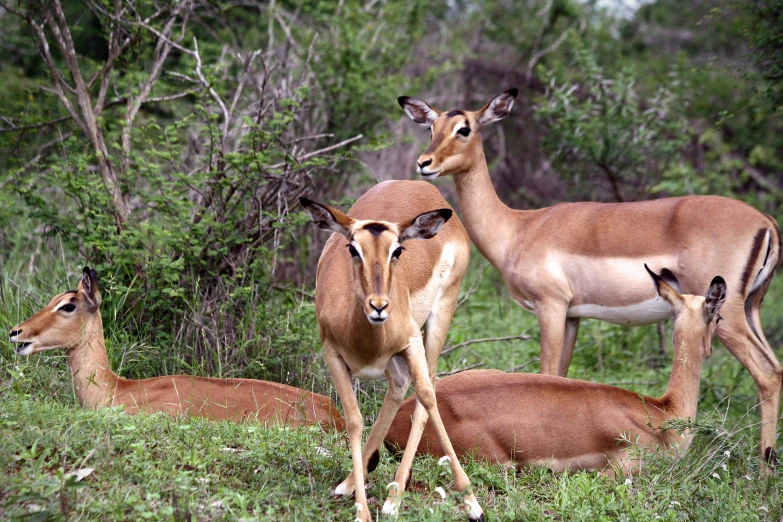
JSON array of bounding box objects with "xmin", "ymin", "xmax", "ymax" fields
[
  {"xmin": 266, "ymin": 134, "xmax": 363, "ymax": 170},
  {"xmin": 442, "ymin": 329, "xmax": 533, "ymax": 357},
  {"xmin": 437, "ymin": 362, "xmax": 485, "ymax": 378},
  {"xmin": 508, "ymin": 358, "xmax": 540, "ymax": 373}
]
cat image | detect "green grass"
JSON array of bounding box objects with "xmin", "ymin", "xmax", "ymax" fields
[{"xmin": 2, "ymin": 247, "xmax": 783, "ymax": 520}]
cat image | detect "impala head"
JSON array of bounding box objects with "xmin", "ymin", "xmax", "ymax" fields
[
  {"xmin": 398, "ymin": 88, "xmax": 518, "ymax": 178},
  {"xmin": 645, "ymin": 264, "xmax": 727, "ymax": 360},
  {"xmin": 9, "ymin": 267, "xmax": 102, "ymax": 356},
  {"xmin": 301, "ymin": 197, "xmax": 452, "ymax": 325}
]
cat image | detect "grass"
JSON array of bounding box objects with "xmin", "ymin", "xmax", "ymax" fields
[{"xmin": 2, "ymin": 245, "xmax": 783, "ymax": 520}]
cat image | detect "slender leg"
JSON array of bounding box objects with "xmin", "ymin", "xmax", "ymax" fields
[
  {"xmin": 323, "ymin": 343, "xmax": 372, "ymax": 522},
  {"xmin": 396, "ymin": 336, "xmax": 484, "ymax": 521},
  {"xmin": 336, "ymin": 356, "xmax": 411, "ymax": 496},
  {"xmin": 383, "ymin": 288, "xmax": 459, "ymax": 512},
  {"xmin": 558, "ymin": 317, "xmax": 580, "ymax": 377},
  {"xmin": 717, "ymin": 307, "xmax": 783, "ymax": 474},
  {"xmin": 536, "ymin": 301, "xmax": 569, "ymax": 375}
]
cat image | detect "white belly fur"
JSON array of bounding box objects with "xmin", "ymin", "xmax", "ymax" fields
[
  {"xmin": 567, "ymin": 297, "xmax": 672, "ymax": 325},
  {"xmin": 353, "ymin": 366, "xmax": 387, "ymax": 381}
]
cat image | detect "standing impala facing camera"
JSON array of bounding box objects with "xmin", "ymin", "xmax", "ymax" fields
[
  {"xmin": 9, "ymin": 267, "xmax": 344, "ymax": 431},
  {"xmin": 302, "ymin": 180, "xmax": 479, "ymax": 521},
  {"xmin": 399, "ymin": 89, "xmax": 782, "ymax": 470}
]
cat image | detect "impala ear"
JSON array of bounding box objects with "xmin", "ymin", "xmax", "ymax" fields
[
  {"xmin": 477, "ymin": 88, "xmax": 518, "ymax": 126},
  {"xmin": 399, "ymin": 209, "xmax": 452, "ymax": 242},
  {"xmin": 645, "ymin": 263, "xmax": 681, "ymax": 306},
  {"xmin": 398, "ymin": 96, "xmax": 442, "ymax": 127},
  {"xmin": 705, "ymin": 276, "xmax": 727, "ymax": 320},
  {"xmin": 79, "ymin": 266, "xmax": 101, "ymax": 309},
  {"xmin": 300, "ymin": 197, "xmax": 354, "ymax": 238}
]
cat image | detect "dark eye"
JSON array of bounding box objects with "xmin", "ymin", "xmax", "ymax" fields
[
  {"xmin": 457, "ymin": 127, "xmax": 470, "ymax": 137},
  {"xmin": 348, "ymin": 244, "xmax": 360, "ymax": 258},
  {"xmin": 716, "ymin": 315, "xmax": 722, "ymax": 325},
  {"xmin": 60, "ymin": 304, "xmax": 76, "ymax": 313},
  {"xmin": 392, "ymin": 246, "xmax": 403, "ymax": 259}
]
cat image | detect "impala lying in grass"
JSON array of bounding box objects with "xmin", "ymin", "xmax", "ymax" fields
[
  {"xmin": 302, "ymin": 180, "xmax": 482, "ymax": 521},
  {"xmin": 385, "ymin": 266, "xmax": 726, "ymax": 476},
  {"xmin": 9, "ymin": 267, "xmax": 344, "ymax": 431}
]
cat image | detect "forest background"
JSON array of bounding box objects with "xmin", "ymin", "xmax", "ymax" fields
[{"xmin": 1, "ymin": 0, "xmax": 782, "ymax": 520}]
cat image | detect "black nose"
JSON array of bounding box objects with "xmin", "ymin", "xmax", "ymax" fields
[
  {"xmin": 9, "ymin": 329, "xmax": 20, "ymax": 338},
  {"xmin": 417, "ymin": 159, "xmax": 432, "ymax": 169},
  {"xmin": 370, "ymin": 302, "xmax": 388, "ymax": 312}
]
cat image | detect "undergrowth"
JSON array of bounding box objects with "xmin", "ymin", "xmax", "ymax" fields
[{"xmin": 1, "ymin": 247, "xmax": 782, "ymax": 520}]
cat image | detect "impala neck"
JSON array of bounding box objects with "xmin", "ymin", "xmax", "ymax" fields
[
  {"xmin": 65, "ymin": 314, "xmax": 120, "ymax": 410},
  {"xmin": 452, "ymin": 141, "xmax": 522, "ymax": 267},
  {"xmin": 348, "ymin": 293, "xmax": 390, "ymax": 346},
  {"xmin": 660, "ymin": 325, "xmax": 705, "ymax": 423}
]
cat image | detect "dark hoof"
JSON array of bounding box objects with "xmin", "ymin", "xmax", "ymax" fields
[
  {"xmin": 468, "ymin": 514, "xmax": 485, "ymax": 522},
  {"xmin": 367, "ymin": 449, "xmax": 380, "ymax": 473},
  {"xmin": 764, "ymin": 447, "xmax": 777, "ymax": 467}
]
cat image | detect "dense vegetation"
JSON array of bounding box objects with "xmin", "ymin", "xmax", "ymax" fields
[{"xmin": 1, "ymin": 0, "xmax": 782, "ymax": 519}]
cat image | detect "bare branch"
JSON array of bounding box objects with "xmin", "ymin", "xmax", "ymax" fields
[
  {"xmin": 266, "ymin": 134, "xmax": 363, "ymax": 171},
  {"xmin": 442, "ymin": 329, "xmax": 533, "ymax": 357},
  {"xmin": 0, "ymin": 115, "xmax": 70, "ymax": 133},
  {"xmin": 437, "ymin": 362, "xmax": 485, "ymax": 379}
]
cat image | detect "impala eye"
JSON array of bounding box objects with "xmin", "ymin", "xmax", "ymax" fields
[
  {"xmin": 457, "ymin": 127, "xmax": 470, "ymax": 137},
  {"xmin": 391, "ymin": 246, "xmax": 404, "ymax": 259},
  {"xmin": 716, "ymin": 315, "xmax": 722, "ymax": 325},
  {"xmin": 348, "ymin": 244, "xmax": 360, "ymax": 258},
  {"xmin": 60, "ymin": 304, "xmax": 76, "ymax": 313}
]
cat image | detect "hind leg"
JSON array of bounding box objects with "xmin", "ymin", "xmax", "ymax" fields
[{"xmin": 717, "ymin": 301, "xmax": 783, "ymax": 473}]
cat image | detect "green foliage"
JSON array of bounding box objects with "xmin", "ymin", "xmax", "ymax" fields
[
  {"xmin": 536, "ymin": 34, "xmax": 690, "ymax": 201},
  {"xmin": 740, "ymin": 0, "xmax": 783, "ymax": 113}
]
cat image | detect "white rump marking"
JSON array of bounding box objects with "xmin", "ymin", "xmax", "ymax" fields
[
  {"xmin": 750, "ymin": 230, "xmax": 773, "ymax": 294},
  {"xmin": 410, "ymin": 243, "xmax": 457, "ymax": 326}
]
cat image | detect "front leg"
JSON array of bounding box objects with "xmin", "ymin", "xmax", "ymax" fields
[
  {"xmin": 535, "ymin": 300, "xmax": 569, "ymax": 375},
  {"xmin": 382, "ymin": 293, "xmax": 457, "ymax": 513},
  {"xmin": 393, "ymin": 336, "xmax": 484, "ymax": 521},
  {"xmin": 336, "ymin": 356, "xmax": 411, "ymax": 497},
  {"xmin": 323, "ymin": 343, "xmax": 372, "ymax": 522}
]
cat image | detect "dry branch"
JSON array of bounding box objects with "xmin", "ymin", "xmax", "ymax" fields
[{"xmin": 442, "ymin": 329, "xmax": 533, "ymax": 357}]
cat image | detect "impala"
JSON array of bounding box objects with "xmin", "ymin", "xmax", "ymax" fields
[
  {"xmin": 301, "ymin": 180, "xmax": 480, "ymax": 521},
  {"xmin": 385, "ymin": 267, "xmax": 727, "ymax": 475},
  {"xmin": 9, "ymin": 267, "xmax": 344, "ymax": 431},
  {"xmin": 399, "ymin": 89, "xmax": 782, "ymax": 469}
]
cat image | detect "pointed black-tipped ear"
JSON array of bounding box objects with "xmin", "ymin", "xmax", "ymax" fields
[
  {"xmin": 398, "ymin": 96, "xmax": 441, "ymax": 127},
  {"xmin": 644, "ymin": 263, "xmax": 662, "ymax": 296},
  {"xmin": 299, "ymin": 197, "xmax": 354, "ymax": 238},
  {"xmin": 81, "ymin": 267, "xmax": 96, "ymax": 299},
  {"xmin": 399, "ymin": 209, "xmax": 452, "ymax": 242},
  {"xmin": 79, "ymin": 266, "xmax": 100, "ymax": 309},
  {"xmin": 705, "ymin": 276, "xmax": 727, "ymax": 320},
  {"xmin": 645, "ymin": 263, "xmax": 681, "ymax": 306},
  {"xmin": 477, "ymin": 88, "xmax": 518, "ymax": 126}
]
